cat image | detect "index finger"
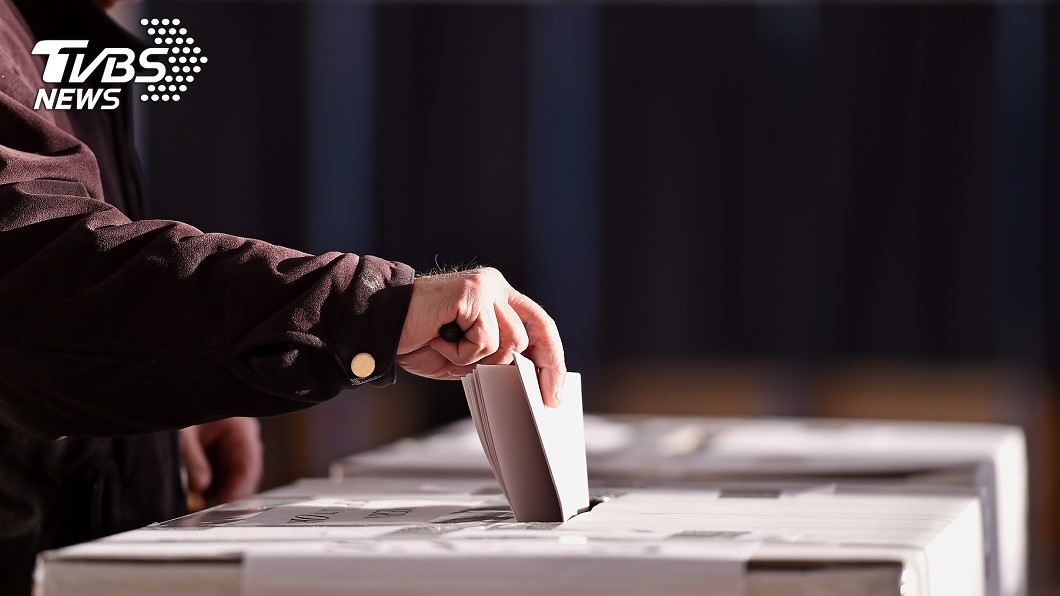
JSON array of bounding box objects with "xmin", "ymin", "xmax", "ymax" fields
[{"xmin": 507, "ymin": 290, "xmax": 566, "ymax": 408}]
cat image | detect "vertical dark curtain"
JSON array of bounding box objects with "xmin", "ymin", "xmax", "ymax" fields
[
  {"xmin": 146, "ymin": 0, "xmax": 1055, "ymax": 372},
  {"xmin": 600, "ymin": 5, "xmax": 1001, "ymax": 362}
]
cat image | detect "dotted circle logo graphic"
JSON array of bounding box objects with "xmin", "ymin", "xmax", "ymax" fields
[{"xmin": 137, "ymin": 18, "xmax": 207, "ymax": 103}]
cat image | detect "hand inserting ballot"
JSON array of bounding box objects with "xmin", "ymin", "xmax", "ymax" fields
[{"xmin": 396, "ymin": 267, "xmax": 566, "ymax": 408}]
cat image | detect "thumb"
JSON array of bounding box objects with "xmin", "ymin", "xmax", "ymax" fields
[{"xmin": 179, "ymin": 428, "xmax": 213, "ymax": 493}]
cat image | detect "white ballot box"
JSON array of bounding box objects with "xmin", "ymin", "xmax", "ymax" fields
[
  {"xmin": 332, "ymin": 415, "xmax": 1026, "ymax": 596},
  {"xmin": 38, "ymin": 482, "xmax": 983, "ymax": 596}
]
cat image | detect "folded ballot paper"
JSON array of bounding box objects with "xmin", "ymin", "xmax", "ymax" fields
[{"xmin": 459, "ymin": 353, "xmax": 590, "ymax": 521}]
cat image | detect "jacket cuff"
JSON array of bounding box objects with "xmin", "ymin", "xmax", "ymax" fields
[{"xmin": 333, "ymin": 255, "xmax": 415, "ymax": 388}]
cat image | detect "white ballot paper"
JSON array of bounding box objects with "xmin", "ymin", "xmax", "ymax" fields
[{"xmin": 460, "ymin": 353, "xmax": 589, "ymax": 522}]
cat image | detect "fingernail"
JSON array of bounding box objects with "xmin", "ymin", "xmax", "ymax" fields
[{"xmin": 552, "ymin": 390, "xmax": 563, "ymax": 407}]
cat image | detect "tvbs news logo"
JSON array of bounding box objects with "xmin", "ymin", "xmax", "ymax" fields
[{"xmin": 32, "ymin": 18, "xmax": 207, "ymax": 110}]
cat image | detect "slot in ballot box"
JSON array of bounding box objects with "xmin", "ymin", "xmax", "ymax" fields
[
  {"xmin": 331, "ymin": 415, "xmax": 1026, "ymax": 596},
  {"xmin": 38, "ymin": 480, "xmax": 983, "ymax": 596}
]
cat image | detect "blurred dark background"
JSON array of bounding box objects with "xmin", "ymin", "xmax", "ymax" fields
[{"xmin": 123, "ymin": 0, "xmax": 1057, "ymax": 591}]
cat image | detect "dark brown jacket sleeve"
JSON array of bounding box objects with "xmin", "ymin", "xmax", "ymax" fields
[{"xmin": 0, "ymin": 34, "xmax": 414, "ymax": 438}]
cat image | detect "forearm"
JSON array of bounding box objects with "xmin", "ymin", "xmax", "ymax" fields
[{"xmin": 0, "ymin": 179, "xmax": 414, "ymax": 437}]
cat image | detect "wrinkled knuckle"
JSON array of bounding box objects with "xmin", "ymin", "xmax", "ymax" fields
[
  {"xmin": 465, "ymin": 274, "xmax": 496, "ymax": 301},
  {"xmin": 502, "ymin": 335, "xmax": 523, "ymax": 352},
  {"xmin": 460, "ymin": 275, "xmax": 479, "ymax": 297},
  {"xmin": 473, "ymin": 334, "xmax": 495, "ymax": 354},
  {"xmin": 453, "ymin": 353, "xmax": 477, "ymax": 366},
  {"xmin": 472, "ymin": 267, "xmax": 504, "ymax": 291}
]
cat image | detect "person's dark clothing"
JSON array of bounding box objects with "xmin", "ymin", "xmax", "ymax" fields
[{"xmin": 0, "ymin": 0, "xmax": 414, "ymax": 593}]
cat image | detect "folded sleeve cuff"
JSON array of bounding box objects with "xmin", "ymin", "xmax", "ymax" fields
[{"xmin": 331, "ymin": 255, "xmax": 415, "ymax": 388}]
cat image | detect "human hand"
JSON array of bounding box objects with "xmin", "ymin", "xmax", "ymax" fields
[
  {"xmin": 178, "ymin": 417, "xmax": 264, "ymax": 506},
  {"xmin": 396, "ymin": 267, "xmax": 566, "ymax": 407}
]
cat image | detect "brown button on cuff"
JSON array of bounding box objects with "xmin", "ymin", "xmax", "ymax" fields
[{"xmin": 350, "ymin": 353, "xmax": 376, "ymax": 379}]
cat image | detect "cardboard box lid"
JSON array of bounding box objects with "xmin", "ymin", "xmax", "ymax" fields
[
  {"xmin": 40, "ymin": 485, "xmax": 982, "ymax": 596},
  {"xmin": 333, "ymin": 414, "xmax": 1025, "ymax": 596}
]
